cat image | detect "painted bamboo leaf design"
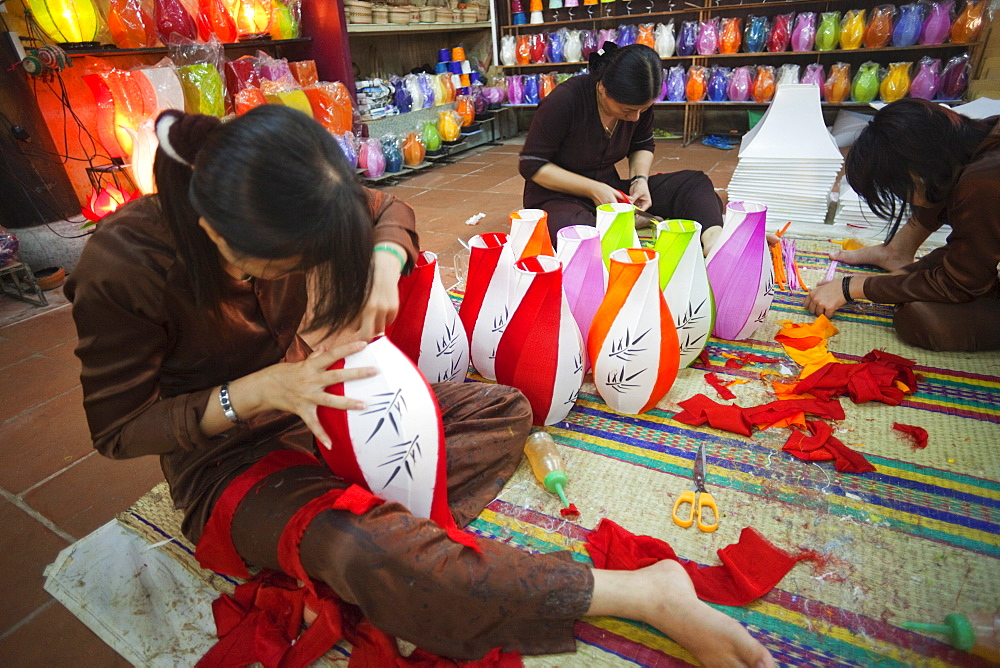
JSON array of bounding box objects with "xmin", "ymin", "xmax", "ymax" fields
[
  {"xmin": 676, "ymin": 299, "xmax": 708, "ymax": 331},
  {"xmin": 679, "ymin": 331, "xmax": 707, "ymax": 355},
  {"xmin": 378, "ymin": 434, "xmax": 423, "ymax": 489},
  {"xmin": 491, "ymin": 306, "xmax": 510, "ymax": 335},
  {"xmin": 608, "ymin": 328, "xmax": 650, "ymax": 361},
  {"xmin": 362, "ymin": 389, "xmax": 407, "ymax": 442},
  {"xmin": 606, "ymin": 366, "xmax": 645, "ymax": 393},
  {"xmin": 437, "ymin": 354, "xmax": 466, "ymax": 382},
  {"xmin": 435, "ymin": 320, "xmax": 460, "ymax": 358}
]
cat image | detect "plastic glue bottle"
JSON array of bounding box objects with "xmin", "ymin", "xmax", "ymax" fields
[
  {"xmin": 524, "ymin": 432, "xmax": 578, "ymax": 517},
  {"xmin": 903, "ymin": 611, "xmax": 1000, "ymax": 662}
]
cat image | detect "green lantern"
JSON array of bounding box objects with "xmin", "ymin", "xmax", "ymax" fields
[{"xmin": 28, "ymin": 0, "xmax": 100, "ymax": 45}]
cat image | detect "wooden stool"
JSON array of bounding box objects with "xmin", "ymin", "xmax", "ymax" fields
[{"xmin": 0, "ymin": 261, "xmax": 48, "ymax": 307}]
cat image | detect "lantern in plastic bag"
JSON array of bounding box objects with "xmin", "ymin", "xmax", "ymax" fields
[
  {"xmin": 386, "ymin": 251, "xmax": 470, "ymax": 383},
  {"xmin": 951, "ymin": 0, "xmax": 985, "ymax": 43},
  {"xmin": 880, "ymin": 62, "xmax": 912, "ymax": 103},
  {"xmin": 919, "ymin": 1, "xmax": 954, "ymax": 45},
  {"xmin": 654, "ymin": 220, "xmax": 713, "ymax": 368},
  {"xmin": 236, "ymin": 0, "xmax": 273, "ymax": 36},
  {"xmin": 705, "ymin": 201, "xmax": 774, "ymax": 341},
  {"xmin": 177, "ymin": 62, "xmax": 225, "ymax": 116},
  {"xmin": 304, "ymin": 82, "xmax": 354, "ymax": 135},
  {"xmin": 495, "ymin": 255, "xmax": 585, "ymax": 426},
  {"xmin": 107, "ymin": 0, "xmax": 158, "ymax": 48},
  {"xmin": 317, "ymin": 337, "xmax": 477, "ymax": 551},
  {"xmin": 589, "ymin": 247, "xmax": 679, "ymax": 414},
  {"xmin": 154, "ymin": 0, "xmax": 197, "ymax": 42},
  {"xmin": 197, "ymin": 0, "xmax": 237, "ymax": 42},
  {"xmin": 839, "ymin": 9, "xmax": 865, "ymax": 49},
  {"xmin": 83, "ymin": 67, "xmax": 155, "ymax": 160}
]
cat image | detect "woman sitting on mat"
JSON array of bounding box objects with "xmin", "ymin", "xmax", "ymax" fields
[
  {"xmin": 805, "ymin": 98, "xmax": 1000, "ymax": 352},
  {"xmin": 519, "ymin": 42, "xmax": 725, "ymax": 253},
  {"xmin": 66, "ymin": 106, "xmax": 773, "ymax": 667}
]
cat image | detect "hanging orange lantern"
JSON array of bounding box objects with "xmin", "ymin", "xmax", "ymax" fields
[
  {"xmin": 28, "ymin": 0, "xmax": 100, "ymax": 45},
  {"xmin": 83, "ymin": 65, "xmax": 156, "ymax": 160},
  {"xmin": 82, "ymin": 186, "xmax": 139, "ymax": 223},
  {"xmin": 197, "ymin": 0, "xmax": 238, "ymax": 43},
  {"xmin": 107, "ymin": 0, "xmax": 158, "ymax": 49}
]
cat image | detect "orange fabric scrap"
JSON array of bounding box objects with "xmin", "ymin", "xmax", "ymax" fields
[{"xmin": 775, "ymin": 316, "xmax": 839, "ymax": 378}]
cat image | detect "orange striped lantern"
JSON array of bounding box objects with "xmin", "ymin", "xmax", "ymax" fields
[
  {"xmin": 588, "ymin": 247, "xmax": 679, "ymax": 414},
  {"xmin": 509, "ymin": 208, "xmax": 555, "ymax": 260}
]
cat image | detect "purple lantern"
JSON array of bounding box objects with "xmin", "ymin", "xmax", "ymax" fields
[
  {"xmin": 919, "ymin": 1, "xmax": 954, "ymax": 45},
  {"xmin": 910, "ymin": 56, "xmax": 942, "ymax": 100}
]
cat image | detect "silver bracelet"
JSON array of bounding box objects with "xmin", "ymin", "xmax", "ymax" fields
[{"xmin": 219, "ymin": 382, "xmax": 245, "ymax": 424}]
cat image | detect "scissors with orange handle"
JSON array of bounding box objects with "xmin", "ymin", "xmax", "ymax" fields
[{"xmin": 671, "ymin": 443, "xmax": 719, "ymax": 532}]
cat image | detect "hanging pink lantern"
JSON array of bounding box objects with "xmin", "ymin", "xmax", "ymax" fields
[
  {"xmin": 317, "ymin": 337, "xmax": 477, "ymax": 551},
  {"xmin": 495, "ymin": 255, "xmax": 585, "ymax": 426},
  {"xmin": 588, "ymin": 247, "xmax": 679, "ymax": 414},
  {"xmin": 705, "ymin": 201, "xmax": 774, "ymax": 341},
  {"xmin": 385, "ymin": 251, "xmax": 470, "ymax": 384}
]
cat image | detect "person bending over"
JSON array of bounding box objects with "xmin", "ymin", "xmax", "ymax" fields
[
  {"xmin": 519, "ymin": 42, "xmax": 725, "ymax": 253},
  {"xmin": 67, "ymin": 105, "xmax": 773, "ymax": 666},
  {"xmin": 805, "ymin": 99, "xmax": 999, "ymax": 352}
]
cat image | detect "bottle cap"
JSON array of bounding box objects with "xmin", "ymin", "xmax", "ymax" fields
[
  {"xmin": 902, "ymin": 614, "xmax": 975, "ymax": 651},
  {"xmin": 543, "ymin": 470, "xmax": 570, "ymax": 508}
]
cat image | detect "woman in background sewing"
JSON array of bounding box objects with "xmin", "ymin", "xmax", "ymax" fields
[
  {"xmin": 805, "ymin": 98, "xmax": 999, "ymax": 352},
  {"xmin": 519, "ymin": 43, "xmax": 725, "ymax": 253},
  {"xmin": 66, "ymin": 106, "xmax": 774, "ymax": 667}
]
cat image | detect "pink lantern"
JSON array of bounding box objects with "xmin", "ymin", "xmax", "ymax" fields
[
  {"xmin": 385, "ymin": 251, "xmax": 470, "ymax": 384},
  {"xmin": 705, "ymin": 201, "xmax": 774, "ymax": 341},
  {"xmin": 317, "ymin": 337, "xmax": 477, "ymax": 551},
  {"xmin": 459, "ymin": 232, "xmax": 514, "ymax": 380},
  {"xmin": 588, "ymin": 247, "xmax": 679, "ymax": 414},
  {"xmin": 556, "ymin": 225, "xmax": 605, "ymax": 351},
  {"xmin": 153, "ymin": 0, "xmax": 197, "ymax": 42},
  {"xmin": 495, "ymin": 255, "xmax": 584, "ymax": 426}
]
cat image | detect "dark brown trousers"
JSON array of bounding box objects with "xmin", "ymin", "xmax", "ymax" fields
[
  {"xmin": 535, "ymin": 169, "xmax": 725, "ymax": 244},
  {"xmin": 227, "ymin": 382, "xmax": 593, "ymax": 660},
  {"xmin": 894, "ymin": 293, "xmax": 1000, "ymax": 351}
]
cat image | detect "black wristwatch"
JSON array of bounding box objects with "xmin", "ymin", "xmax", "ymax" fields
[{"xmin": 630, "ymin": 175, "xmax": 648, "ymax": 184}]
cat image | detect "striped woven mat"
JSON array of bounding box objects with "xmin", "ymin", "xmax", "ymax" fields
[{"xmin": 118, "ymin": 237, "xmax": 1000, "ymax": 667}]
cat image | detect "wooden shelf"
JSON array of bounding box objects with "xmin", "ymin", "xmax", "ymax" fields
[
  {"xmin": 503, "ymin": 99, "xmax": 966, "ymax": 108},
  {"xmin": 347, "ymin": 21, "xmax": 491, "ymax": 35},
  {"xmin": 64, "ymin": 37, "xmax": 311, "ymax": 59}
]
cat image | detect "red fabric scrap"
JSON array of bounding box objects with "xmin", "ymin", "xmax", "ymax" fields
[
  {"xmin": 697, "ymin": 350, "xmax": 712, "ymax": 367},
  {"xmin": 672, "ymin": 394, "xmax": 752, "ymax": 436},
  {"xmin": 586, "ymin": 519, "xmax": 807, "ymax": 606},
  {"xmin": 560, "ymin": 504, "xmax": 580, "ymax": 518},
  {"xmin": 791, "ymin": 350, "xmax": 917, "ymax": 406},
  {"xmin": 196, "ymin": 449, "xmax": 323, "ymax": 578},
  {"xmin": 893, "ymin": 422, "xmax": 929, "ymax": 449},
  {"xmin": 197, "ymin": 483, "xmax": 519, "ymax": 668},
  {"xmin": 782, "ymin": 421, "xmax": 876, "ymax": 473},
  {"xmin": 743, "ymin": 398, "xmax": 845, "ymax": 430},
  {"xmin": 704, "ymin": 373, "xmax": 738, "ymax": 400},
  {"xmin": 724, "ymin": 358, "xmax": 746, "ymax": 369}
]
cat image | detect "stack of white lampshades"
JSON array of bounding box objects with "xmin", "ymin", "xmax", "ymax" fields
[
  {"xmin": 832, "ymin": 179, "xmax": 908, "ymax": 230},
  {"xmin": 727, "ymin": 83, "xmax": 844, "ymax": 227}
]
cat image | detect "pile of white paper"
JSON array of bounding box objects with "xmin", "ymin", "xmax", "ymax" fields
[{"xmin": 727, "ymin": 84, "xmax": 844, "ymax": 227}]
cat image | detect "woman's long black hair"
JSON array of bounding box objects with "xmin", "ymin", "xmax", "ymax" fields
[
  {"xmin": 589, "ymin": 42, "xmax": 663, "ymax": 105},
  {"xmin": 154, "ymin": 105, "xmax": 372, "ymax": 334},
  {"xmin": 845, "ymin": 98, "xmax": 994, "ymax": 241}
]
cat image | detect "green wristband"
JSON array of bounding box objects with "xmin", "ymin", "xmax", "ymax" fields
[{"xmin": 373, "ymin": 243, "xmax": 407, "ymax": 271}]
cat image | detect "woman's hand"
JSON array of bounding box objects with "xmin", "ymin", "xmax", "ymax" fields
[
  {"xmin": 358, "ymin": 246, "xmax": 404, "ymax": 339},
  {"xmin": 629, "ymin": 178, "xmax": 652, "ymax": 211},
  {"xmin": 254, "ymin": 341, "xmax": 378, "ymax": 448},
  {"xmin": 590, "ymin": 181, "xmax": 627, "ymax": 207},
  {"xmin": 803, "ymin": 279, "xmax": 847, "ymax": 319}
]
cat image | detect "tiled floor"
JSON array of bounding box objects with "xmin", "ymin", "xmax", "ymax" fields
[{"xmin": 0, "ymin": 137, "xmax": 745, "ymax": 665}]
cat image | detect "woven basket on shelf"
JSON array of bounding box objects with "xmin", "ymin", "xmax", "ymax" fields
[
  {"xmin": 419, "ymin": 6, "xmax": 436, "ymax": 21},
  {"xmin": 406, "ymin": 5, "xmax": 421, "ymax": 22},
  {"xmin": 435, "ymin": 7, "xmax": 453, "ymax": 22},
  {"xmin": 461, "ymin": 7, "xmax": 478, "ymax": 22},
  {"xmin": 476, "ymin": 3, "xmax": 489, "ymax": 20},
  {"xmin": 373, "ymin": 4, "xmax": 390, "ymax": 23},
  {"xmin": 389, "ymin": 6, "xmax": 411, "ymax": 23},
  {"xmin": 346, "ymin": 0, "xmax": 373, "ymax": 23}
]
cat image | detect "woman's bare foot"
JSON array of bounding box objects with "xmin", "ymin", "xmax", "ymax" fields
[
  {"xmin": 589, "ymin": 561, "xmax": 775, "ymax": 667},
  {"xmin": 830, "ymin": 243, "xmax": 913, "ymax": 271},
  {"xmin": 702, "ymin": 226, "xmax": 723, "ymax": 257}
]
